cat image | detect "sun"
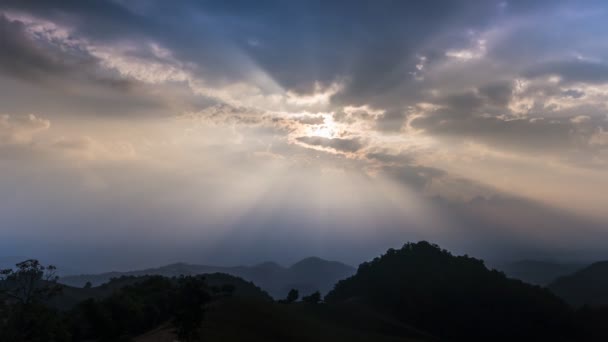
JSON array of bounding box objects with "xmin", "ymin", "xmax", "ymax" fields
[
  {"xmin": 310, "ymin": 125, "xmax": 333, "ymax": 138},
  {"xmin": 308, "ymin": 115, "xmax": 337, "ymax": 138}
]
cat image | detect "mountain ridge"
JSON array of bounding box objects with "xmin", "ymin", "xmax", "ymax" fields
[
  {"xmin": 497, "ymin": 259, "xmax": 587, "ymax": 285},
  {"xmin": 59, "ymin": 257, "xmax": 355, "ymax": 299},
  {"xmin": 549, "ymin": 261, "xmax": 608, "ymax": 307}
]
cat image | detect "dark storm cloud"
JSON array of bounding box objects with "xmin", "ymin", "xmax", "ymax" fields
[
  {"xmin": 0, "ymin": 14, "xmax": 83, "ymax": 81},
  {"xmin": 3, "ymin": 0, "xmax": 597, "ymax": 115},
  {"xmin": 0, "ymin": 13, "xmax": 141, "ymax": 92},
  {"xmin": 296, "ymin": 136, "xmax": 364, "ymax": 153},
  {"xmin": 1, "ymin": 0, "xmax": 606, "ymax": 157},
  {"xmin": 0, "ymin": 0, "xmax": 152, "ymax": 41},
  {"xmin": 0, "ymin": 0, "xmax": 540, "ymax": 96}
]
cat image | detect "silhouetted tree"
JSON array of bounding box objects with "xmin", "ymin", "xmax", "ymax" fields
[
  {"xmin": 0, "ymin": 259, "xmax": 61, "ymax": 305},
  {"xmin": 0, "ymin": 260, "xmax": 69, "ymax": 342},
  {"xmin": 83, "ymin": 281, "xmax": 92, "ymax": 289},
  {"xmin": 302, "ymin": 291, "xmax": 321, "ymax": 304},
  {"xmin": 285, "ymin": 288, "xmax": 299, "ymax": 303}
]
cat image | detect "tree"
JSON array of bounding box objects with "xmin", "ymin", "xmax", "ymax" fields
[
  {"xmin": 83, "ymin": 281, "xmax": 92, "ymax": 289},
  {"xmin": 0, "ymin": 260, "xmax": 69, "ymax": 342},
  {"xmin": 285, "ymin": 288, "xmax": 299, "ymax": 303},
  {"xmin": 0, "ymin": 259, "xmax": 61, "ymax": 305},
  {"xmin": 302, "ymin": 291, "xmax": 321, "ymax": 304}
]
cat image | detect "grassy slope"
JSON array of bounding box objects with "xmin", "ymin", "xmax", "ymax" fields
[{"xmin": 136, "ymin": 298, "xmax": 434, "ymax": 342}]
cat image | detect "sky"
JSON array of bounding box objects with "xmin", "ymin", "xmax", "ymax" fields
[{"xmin": 1, "ymin": 0, "xmax": 608, "ymax": 273}]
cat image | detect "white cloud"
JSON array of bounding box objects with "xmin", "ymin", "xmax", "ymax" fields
[
  {"xmin": 286, "ymin": 82, "xmax": 343, "ymax": 107},
  {"xmin": 446, "ymin": 40, "xmax": 486, "ymax": 61}
]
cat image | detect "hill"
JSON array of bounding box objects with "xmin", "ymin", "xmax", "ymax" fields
[
  {"xmin": 59, "ymin": 258, "xmax": 355, "ymax": 299},
  {"xmin": 497, "ymin": 260, "xmax": 586, "ymax": 285},
  {"xmin": 50, "ymin": 272, "xmax": 272, "ymax": 310},
  {"xmin": 325, "ymin": 241, "xmax": 575, "ymax": 341},
  {"xmin": 134, "ymin": 297, "xmax": 435, "ymax": 342},
  {"xmin": 5, "ymin": 243, "xmax": 608, "ymax": 341},
  {"xmin": 549, "ymin": 261, "xmax": 608, "ymax": 307}
]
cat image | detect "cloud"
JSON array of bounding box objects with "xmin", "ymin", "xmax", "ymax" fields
[
  {"xmin": 478, "ymin": 81, "xmax": 513, "ymax": 107},
  {"xmin": 0, "ymin": 14, "xmax": 75, "ymax": 81},
  {"xmin": 0, "ymin": 13, "xmax": 137, "ymax": 90},
  {"xmin": 376, "ymin": 109, "xmax": 407, "ymax": 132},
  {"xmin": 525, "ymin": 60, "xmax": 608, "ymax": 85},
  {"xmin": 294, "ymin": 115, "xmax": 325, "ymax": 125},
  {"xmin": 296, "ymin": 136, "xmax": 364, "ymax": 153},
  {"xmin": 0, "ymin": 113, "xmax": 50, "ymax": 145},
  {"xmin": 1, "ymin": 0, "xmax": 608, "ymax": 269}
]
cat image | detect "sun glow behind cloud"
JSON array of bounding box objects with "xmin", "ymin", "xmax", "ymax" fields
[{"xmin": 1, "ymin": 0, "xmax": 608, "ymax": 270}]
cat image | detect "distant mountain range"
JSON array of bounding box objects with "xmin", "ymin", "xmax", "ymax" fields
[
  {"xmin": 549, "ymin": 261, "xmax": 608, "ymax": 307},
  {"xmin": 496, "ymin": 260, "xmax": 587, "ymax": 285},
  {"xmin": 58, "ymin": 257, "xmax": 356, "ymax": 299}
]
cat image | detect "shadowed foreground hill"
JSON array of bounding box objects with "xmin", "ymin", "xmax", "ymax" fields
[
  {"xmin": 135, "ymin": 298, "xmax": 434, "ymax": 342},
  {"xmin": 59, "ymin": 257, "xmax": 355, "ymax": 299},
  {"xmin": 325, "ymin": 241, "xmax": 576, "ymax": 341},
  {"xmin": 549, "ymin": 261, "xmax": 608, "ymax": 307},
  {"xmin": 51, "ymin": 273, "xmax": 272, "ymax": 310}
]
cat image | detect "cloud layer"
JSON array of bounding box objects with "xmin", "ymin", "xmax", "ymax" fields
[{"xmin": 0, "ymin": 0, "xmax": 607, "ymax": 270}]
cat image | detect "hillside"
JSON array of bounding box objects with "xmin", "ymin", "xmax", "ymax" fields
[
  {"xmin": 50, "ymin": 273, "xmax": 272, "ymax": 310},
  {"xmin": 59, "ymin": 257, "xmax": 355, "ymax": 299},
  {"xmin": 549, "ymin": 261, "xmax": 608, "ymax": 307},
  {"xmin": 498, "ymin": 260, "xmax": 586, "ymax": 285},
  {"xmin": 325, "ymin": 241, "xmax": 575, "ymax": 341},
  {"xmin": 135, "ymin": 297, "xmax": 435, "ymax": 342}
]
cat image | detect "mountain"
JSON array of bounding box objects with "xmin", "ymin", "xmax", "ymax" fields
[
  {"xmin": 497, "ymin": 260, "xmax": 586, "ymax": 285},
  {"xmin": 279, "ymin": 257, "xmax": 356, "ymax": 296},
  {"xmin": 59, "ymin": 257, "xmax": 355, "ymax": 299},
  {"xmin": 325, "ymin": 241, "xmax": 575, "ymax": 341},
  {"xmin": 549, "ymin": 261, "xmax": 608, "ymax": 307}
]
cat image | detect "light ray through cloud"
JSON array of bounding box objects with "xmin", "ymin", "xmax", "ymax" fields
[{"xmin": 0, "ymin": 0, "xmax": 607, "ymax": 271}]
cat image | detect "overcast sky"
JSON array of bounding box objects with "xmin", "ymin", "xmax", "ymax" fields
[{"xmin": 1, "ymin": 0, "xmax": 607, "ymax": 272}]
